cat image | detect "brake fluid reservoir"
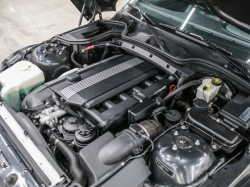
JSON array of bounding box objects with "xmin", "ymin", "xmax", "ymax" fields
[
  {"xmin": 196, "ymin": 78, "xmax": 222, "ymax": 103},
  {"xmin": 0, "ymin": 61, "xmax": 45, "ymax": 111}
]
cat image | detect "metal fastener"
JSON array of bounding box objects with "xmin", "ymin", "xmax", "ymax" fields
[
  {"xmin": 212, "ymin": 144, "xmax": 218, "ymax": 150},
  {"xmin": 195, "ymin": 140, "xmax": 200, "ymax": 145},
  {"xmin": 172, "ymin": 145, "xmax": 177, "ymax": 150},
  {"xmin": 174, "ymin": 131, "xmax": 179, "ymax": 136}
]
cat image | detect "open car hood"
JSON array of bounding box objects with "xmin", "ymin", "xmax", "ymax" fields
[
  {"xmin": 71, "ymin": 0, "xmax": 118, "ymax": 21},
  {"xmin": 181, "ymin": 0, "xmax": 250, "ymax": 34}
]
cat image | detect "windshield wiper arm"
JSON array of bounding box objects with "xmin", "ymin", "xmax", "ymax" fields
[
  {"xmin": 159, "ymin": 23, "xmax": 232, "ymax": 56},
  {"xmin": 128, "ymin": 4, "xmax": 169, "ymax": 53}
]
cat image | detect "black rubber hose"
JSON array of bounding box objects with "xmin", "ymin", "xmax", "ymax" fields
[
  {"xmin": 176, "ymin": 100, "xmax": 191, "ymax": 112},
  {"xmin": 52, "ymin": 93, "xmax": 61, "ymax": 107},
  {"xmin": 101, "ymin": 46, "xmax": 109, "ymax": 60},
  {"xmin": 64, "ymin": 106, "xmax": 81, "ymax": 118},
  {"xmin": 162, "ymin": 80, "xmax": 202, "ymax": 104},
  {"xmin": 176, "ymin": 74, "xmax": 188, "ymax": 98},
  {"xmin": 52, "ymin": 93, "xmax": 80, "ymax": 118},
  {"xmin": 50, "ymin": 136, "xmax": 87, "ymax": 186},
  {"xmin": 71, "ymin": 51, "xmax": 82, "ymax": 68}
]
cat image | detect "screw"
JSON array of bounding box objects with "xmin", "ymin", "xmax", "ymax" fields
[
  {"xmin": 172, "ymin": 145, "xmax": 177, "ymax": 150},
  {"xmin": 181, "ymin": 125, "xmax": 186, "ymax": 130},
  {"xmin": 195, "ymin": 140, "xmax": 200, "ymax": 145},
  {"xmin": 174, "ymin": 131, "xmax": 179, "ymax": 136},
  {"xmin": 212, "ymin": 144, "xmax": 218, "ymax": 150}
]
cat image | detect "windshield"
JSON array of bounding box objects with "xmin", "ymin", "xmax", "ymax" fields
[{"xmin": 128, "ymin": 0, "xmax": 250, "ymax": 62}]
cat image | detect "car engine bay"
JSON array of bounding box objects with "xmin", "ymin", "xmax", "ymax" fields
[{"xmin": 1, "ymin": 15, "xmax": 250, "ymax": 187}]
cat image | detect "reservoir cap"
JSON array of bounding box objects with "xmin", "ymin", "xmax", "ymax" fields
[{"xmin": 212, "ymin": 77, "xmax": 222, "ymax": 86}]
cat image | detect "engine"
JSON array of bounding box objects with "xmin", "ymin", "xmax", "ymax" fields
[{"xmin": 1, "ymin": 36, "xmax": 249, "ymax": 187}]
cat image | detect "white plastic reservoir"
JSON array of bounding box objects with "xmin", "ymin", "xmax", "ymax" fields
[{"xmin": 0, "ymin": 61, "xmax": 45, "ymax": 111}]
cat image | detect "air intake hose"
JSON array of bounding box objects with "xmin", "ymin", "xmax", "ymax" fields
[
  {"xmin": 50, "ymin": 136, "xmax": 87, "ymax": 186},
  {"xmin": 98, "ymin": 120, "xmax": 162, "ymax": 165}
]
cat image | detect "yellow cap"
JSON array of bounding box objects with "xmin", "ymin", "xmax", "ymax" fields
[
  {"xmin": 212, "ymin": 78, "xmax": 222, "ymax": 86},
  {"xmin": 206, "ymin": 84, "xmax": 211, "ymax": 88}
]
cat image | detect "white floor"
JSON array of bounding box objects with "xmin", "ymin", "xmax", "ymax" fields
[{"xmin": 0, "ymin": 0, "xmax": 128, "ymax": 62}]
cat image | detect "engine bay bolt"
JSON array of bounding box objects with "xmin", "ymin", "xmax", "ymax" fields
[
  {"xmin": 195, "ymin": 140, "xmax": 200, "ymax": 145},
  {"xmin": 174, "ymin": 131, "xmax": 179, "ymax": 136},
  {"xmin": 81, "ymin": 48, "xmax": 85, "ymax": 53},
  {"xmin": 212, "ymin": 144, "xmax": 218, "ymax": 150},
  {"xmin": 59, "ymin": 51, "xmax": 62, "ymax": 55},
  {"xmin": 62, "ymin": 46, "xmax": 66, "ymax": 50},
  {"xmin": 181, "ymin": 125, "xmax": 186, "ymax": 130},
  {"xmin": 172, "ymin": 144, "xmax": 178, "ymax": 150}
]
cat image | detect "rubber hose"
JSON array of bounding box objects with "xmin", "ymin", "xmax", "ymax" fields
[
  {"xmin": 175, "ymin": 74, "xmax": 188, "ymax": 99},
  {"xmin": 52, "ymin": 93, "xmax": 80, "ymax": 118},
  {"xmin": 52, "ymin": 93, "xmax": 61, "ymax": 107},
  {"xmin": 50, "ymin": 136, "xmax": 87, "ymax": 186},
  {"xmin": 64, "ymin": 106, "xmax": 80, "ymax": 118},
  {"xmin": 162, "ymin": 80, "xmax": 201, "ymax": 104},
  {"xmin": 71, "ymin": 51, "xmax": 82, "ymax": 68},
  {"xmin": 101, "ymin": 47, "xmax": 109, "ymax": 60},
  {"xmin": 176, "ymin": 100, "xmax": 191, "ymax": 112}
]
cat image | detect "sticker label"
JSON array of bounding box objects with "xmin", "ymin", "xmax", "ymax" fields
[
  {"xmin": 239, "ymin": 107, "xmax": 250, "ymax": 122},
  {"xmin": 0, "ymin": 151, "xmax": 9, "ymax": 171},
  {"xmin": 155, "ymin": 157, "xmax": 175, "ymax": 178}
]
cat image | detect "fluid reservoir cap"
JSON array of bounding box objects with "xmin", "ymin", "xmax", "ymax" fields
[
  {"xmin": 193, "ymin": 99, "xmax": 208, "ymax": 112},
  {"xmin": 211, "ymin": 77, "xmax": 222, "ymax": 86},
  {"xmin": 165, "ymin": 110, "xmax": 181, "ymax": 125},
  {"xmin": 19, "ymin": 63, "xmax": 30, "ymax": 71},
  {"xmin": 63, "ymin": 116, "xmax": 83, "ymax": 135},
  {"xmin": 74, "ymin": 125, "xmax": 96, "ymax": 146}
]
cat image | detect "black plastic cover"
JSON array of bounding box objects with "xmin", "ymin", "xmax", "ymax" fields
[
  {"xmin": 101, "ymin": 158, "xmax": 151, "ymax": 187},
  {"xmin": 46, "ymin": 55, "xmax": 155, "ymax": 106},
  {"xmin": 79, "ymin": 132, "xmax": 116, "ymax": 185},
  {"xmin": 188, "ymin": 107, "xmax": 241, "ymax": 153},
  {"xmin": 20, "ymin": 85, "xmax": 54, "ymax": 113},
  {"xmin": 128, "ymin": 98, "xmax": 157, "ymax": 124},
  {"xmin": 220, "ymin": 92, "xmax": 250, "ymax": 131}
]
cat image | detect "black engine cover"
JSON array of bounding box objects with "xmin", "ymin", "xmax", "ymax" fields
[
  {"xmin": 46, "ymin": 55, "xmax": 155, "ymax": 106},
  {"xmin": 22, "ymin": 55, "xmax": 173, "ymax": 131}
]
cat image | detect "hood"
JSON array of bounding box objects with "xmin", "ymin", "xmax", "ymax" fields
[
  {"xmin": 181, "ymin": 0, "xmax": 250, "ymax": 34},
  {"xmin": 71, "ymin": 0, "xmax": 118, "ymax": 21}
]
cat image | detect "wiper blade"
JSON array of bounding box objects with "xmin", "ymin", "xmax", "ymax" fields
[
  {"xmin": 128, "ymin": 4, "xmax": 169, "ymax": 53},
  {"xmin": 159, "ymin": 23, "xmax": 232, "ymax": 56}
]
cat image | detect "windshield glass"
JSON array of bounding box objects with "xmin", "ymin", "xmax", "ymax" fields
[{"xmin": 128, "ymin": 0, "xmax": 250, "ymax": 62}]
